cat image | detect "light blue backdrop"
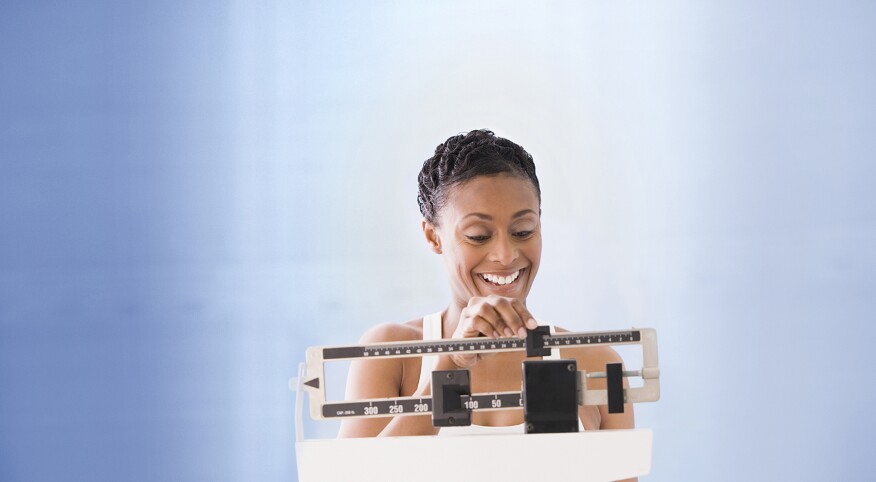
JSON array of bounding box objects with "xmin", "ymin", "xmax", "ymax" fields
[{"xmin": 1, "ymin": 1, "xmax": 874, "ymax": 481}]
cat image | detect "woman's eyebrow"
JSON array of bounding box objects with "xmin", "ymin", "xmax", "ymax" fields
[
  {"xmin": 511, "ymin": 209, "xmax": 538, "ymax": 218},
  {"xmin": 461, "ymin": 209, "xmax": 537, "ymax": 221}
]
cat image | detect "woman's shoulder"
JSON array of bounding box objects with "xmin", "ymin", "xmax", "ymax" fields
[{"xmin": 357, "ymin": 317, "xmax": 425, "ymax": 344}]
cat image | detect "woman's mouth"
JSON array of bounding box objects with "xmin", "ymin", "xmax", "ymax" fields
[{"xmin": 477, "ymin": 268, "xmax": 525, "ymax": 287}]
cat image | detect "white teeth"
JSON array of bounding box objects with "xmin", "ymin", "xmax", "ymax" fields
[{"xmin": 480, "ymin": 269, "xmax": 521, "ymax": 286}]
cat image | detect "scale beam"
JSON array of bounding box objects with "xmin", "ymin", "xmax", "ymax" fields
[{"xmin": 300, "ymin": 327, "xmax": 659, "ymax": 423}]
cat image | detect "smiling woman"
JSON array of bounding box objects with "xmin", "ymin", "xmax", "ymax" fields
[
  {"xmin": 425, "ymin": 174, "xmax": 542, "ymax": 326},
  {"xmin": 336, "ymin": 130, "xmax": 634, "ymax": 449}
]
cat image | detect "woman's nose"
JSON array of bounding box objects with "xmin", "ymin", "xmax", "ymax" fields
[{"xmin": 490, "ymin": 235, "xmax": 518, "ymax": 266}]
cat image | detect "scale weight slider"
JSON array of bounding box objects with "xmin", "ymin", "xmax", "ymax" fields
[
  {"xmin": 523, "ymin": 359, "xmax": 580, "ymax": 434},
  {"xmin": 431, "ymin": 369, "xmax": 472, "ymax": 427},
  {"xmin": 525, "ymin": 325, "xmax": 552, "ymax": 357}
]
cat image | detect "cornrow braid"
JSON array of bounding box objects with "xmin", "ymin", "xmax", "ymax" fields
[{"xmin": 417, "ymin": 129, "xmax": 541, "ymax": 225}]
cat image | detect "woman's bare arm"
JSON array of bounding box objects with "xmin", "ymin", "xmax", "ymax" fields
[{"xmin": 337, "ymin": 322, "xmax": 449, "ymax": 438}]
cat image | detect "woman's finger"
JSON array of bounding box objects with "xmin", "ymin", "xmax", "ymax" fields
[
  {"xmin": 490, "ymin": 297, "xmax": 526, "ymax": 338},
  {"xmin": 510, "ymin": 298, "xmax": 538, "ymax": 331},
  {"xmin": 476, "ymin": 302, "xmax": 515, "ymax": 339},
  {"xmin": 470, "ymin": 313, "xmax": 502, "ymax": 339}
]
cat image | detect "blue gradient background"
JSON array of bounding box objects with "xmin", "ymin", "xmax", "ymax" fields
[{"xmin": 1, "ymin": 1, "xmax": 874, "ymax": 481}]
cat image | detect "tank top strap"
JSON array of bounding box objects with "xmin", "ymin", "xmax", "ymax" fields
[
  {"xmin": 423, "ymin": 312, "xmax": 442, "ymax": 340},
  {"xmin": 417, "ymin": 312, "xmax": 443, "ymax": 390}
]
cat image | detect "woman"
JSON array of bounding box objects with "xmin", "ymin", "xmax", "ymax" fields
[{"xmin": 338, "ymin": 129, "xmax": 634, "ymax": 439}]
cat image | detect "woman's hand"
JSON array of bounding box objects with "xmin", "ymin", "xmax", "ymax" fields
[{"xmin": 446, "ymin": 295, "xmax": 539, "ymax": 368}]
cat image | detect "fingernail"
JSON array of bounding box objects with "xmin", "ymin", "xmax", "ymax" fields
[
  {"xmin": 503, "ymin": 328, "xmax": 514, "ymax": 338},
  {"xmin": 492, "ymin": 331, "xmax": 500, "ymax": 339},
  {"xmin": 526, "ymin": 318, "xmax": 537, "ymax": 329},
  {"xmin": 517, "ymin": 327, "xmax": 527, "ymax": 339}
]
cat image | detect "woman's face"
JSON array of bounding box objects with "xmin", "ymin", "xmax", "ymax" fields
[{"xmin": 424, "ymin": 173, "xmax": 542, "ymax": 306}]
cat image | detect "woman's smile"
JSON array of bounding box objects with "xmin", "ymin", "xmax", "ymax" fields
[{"xmin": 475, "ymin": 267, "xmax": 528, "ymax": 294}]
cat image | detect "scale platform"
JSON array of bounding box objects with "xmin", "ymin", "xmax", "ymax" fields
[{"xmin": 296, "ymin": 429, "xmax": 652, "ymax": 482}]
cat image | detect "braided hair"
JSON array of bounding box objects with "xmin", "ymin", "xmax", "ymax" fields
[{"xmin": 417, "ymin": 129, "xmax": 541, "ymax": 225}]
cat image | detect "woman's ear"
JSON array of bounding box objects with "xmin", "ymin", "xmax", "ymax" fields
[{"xmin": 421, "ymin": 220, "xmax": 442, "ymax": 254}]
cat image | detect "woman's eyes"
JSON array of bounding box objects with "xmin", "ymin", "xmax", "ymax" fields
[{"xmin": 465, "ymin": 231, "xmax": 534, "ymax": 242}]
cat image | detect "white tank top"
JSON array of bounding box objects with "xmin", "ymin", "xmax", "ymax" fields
[{"xmin": 417, "ymin": 311, "xmax": 585, "ymax": 435}]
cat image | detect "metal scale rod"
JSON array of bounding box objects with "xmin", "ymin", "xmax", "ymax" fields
[
  {"xmin": 322, "ymin": 329, "xmax": 642, "ymax": 361},
  {"xmin": 321, "ymin": 391, "xmax": 522, "ymax": 419},
  {"xmin": 303, "ymin": 328, "xmax": 659, "ymax": 421}
]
